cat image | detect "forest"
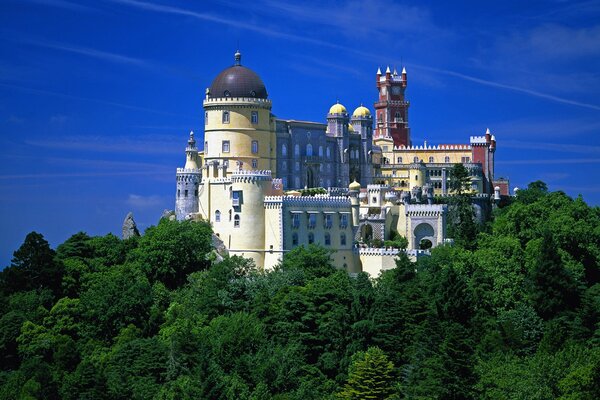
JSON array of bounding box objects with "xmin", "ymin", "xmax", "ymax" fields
[{"xmin": 0, "ymin": 181, "xmax": 599, "ymax": 399}]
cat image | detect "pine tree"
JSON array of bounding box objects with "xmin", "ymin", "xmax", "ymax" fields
[{"xmin": 338, "ymin": 346, "xmax": 396, "ymax": 399}]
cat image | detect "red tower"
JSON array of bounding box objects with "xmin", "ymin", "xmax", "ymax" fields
[{"xmin": 374, "ymin": 66, "xmax": 410, "ymax": 147}]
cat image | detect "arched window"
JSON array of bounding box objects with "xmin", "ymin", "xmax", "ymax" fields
[
  {"xmin": 397, "ymin": 157, "xmax": 402, "ymax": 163},
  {"xmin": 222, "ymin": 111, "xmax": 230, "ymax": 124},
  {"xmin": 306, "ymin": 143, "xmax": 313, "ymax": 156},
  {"xmin": 282, "ymin": 144, "xmax": 287, "ymax": 157},
  {"xmin": 413, "ymin": 156, "xmax": 419, "ymax": 163},
  {"xmin": 294, "ymin": 144, "xmax": 300, "ymax": 156},
  {"xmin": 445, "ymin": 156, "xmax": 450, "ymax": 163},
  {"xmin": 341, "ymin": 233, "xmax": 347, "ymax": 246},
  {"xmin": 395, "ymin": 111, "xmax": 401, "ymax": 122},
  {"xmin": 251, "ymin": 140, "xmax": 258, "ymax": 154},
  {"xmin": 234, "ymin": 214, "xmax": 240, "ymax": 228},
  {"xmin": 215, "ymin": 210, "xmax": 221, "ymax": 222},
  {"xmin": 308, "ymin": 232, "xmax": 314, "ymax": 244},
  {"xmin": 429, "ymin": 156, "xmax": 434, "ymax": 163},
  {"xmin": 205, "ymin": 111, "xmax": 208, "ymax": 125},
  {"xmin": 319, "ymin": 146, "xmax": 323, "ymax": 157},
  {"xmin": 282, "ymin": 161, "xmax": 287, "ymax": 171},
  {"xmin": 326, "ymin": 146, "xmax": 331, "ymax": 159},
  {"xmin": 229, "ymin": 209, "xmax": 232, "ymax": 221},
  {"xmin": 325, "ymin": 233, "xmax": 331, "ymax": 246},
  {"xmin": 292, "ymin": 232, "xmax": 298, "ymax": 246}
]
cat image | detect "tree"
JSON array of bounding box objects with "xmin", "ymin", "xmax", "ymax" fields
[
  {"xmin": 279, "ymin": 244, "xmax": 336, "ymax": 281},
  {"xmin": 338, "ymin": 346, "xmax": 396, "ymax": 399},
  {"xmin": 447, "ymin": 164, "xmax": 478, "ymax": 248},
  {"xmin": 1, "ymin": 232, "xmax": 62, "ymax": 296}
]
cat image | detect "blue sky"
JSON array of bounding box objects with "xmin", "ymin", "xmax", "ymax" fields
[{"xmin": 1, "ymin": 0, "xmax": 600, "ymax": 266}]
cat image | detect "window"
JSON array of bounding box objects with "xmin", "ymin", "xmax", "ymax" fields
[
  {"xmin": 205, "ymin": 111, "xmax": 208, "ymax": 125},
  {"xmin": 232, "ymin": 191, "xmax": 240, "ymax": 206},
  {"xmin": 282, "ymin": 161, "xmax": 287, "ymax": 171},
  {"xmin": 413, "ymin": 156, "xmax": 419, "ymax": 163},
  {"xmin": 292, "ymin": 214, "xmax": 300, "ymax": 228},
  {"xmin": 383, "ymin": 146, "xmax": 389, "ymax": 152},
  {"xmin": 324, "ymin": 214, "xmax": 332, "ymax": 229},
  {"xmin": 215, "ymin": 210, "xmax": 221, "ymax": 222},
  {"xmin": 252, "ymin": 140, "xmax": 258, "ymax": 154},
  {"xmin": 229, "ymin": 209, "xmax": 232, "ymax": 221},
  {"xmin": 308, "ymin": 232, "xmax": 315, "ymax": 244},
  {"xmin": 252, "ymin": 159, "xmax": 257, "ymax": 169},
  {"xmin": 177, "ymin": 189, "xmax": 180, "ymax": 197},
  {"xmin": 325, "ymin": 233, "xmax": 331, "ymax": 246},
  {"xmin": 395, "ymin": 111, "xmax": 401, "ymax": 122},
  {"xmin": 184, "ymin": 189, "xmax": 188, "ymax": 197},
  {"xmin": 340, "ymin": 214, "xmax": 348, "ymax": 228},
  {"xmin": 326, "ymin": 146, "xmax": 331, "ymax": 159},
  {"xmin": 341, "ymin": 233, "xmax": 347, "ymax": 246},
  {"xmin": 234, "ymin": 214, "xmax": 240, "ymax": 227},
  {"xmin": 282, "ymin": 144, "xmax": 287, "ymax": 157},
  {"xmin": 306, "ymin": 143, "xmax": 313, "ymax": 156},
  {"xmin": 222, "ymin": 140, "xmax": 230, "ymax": 153},
  {"xmin": 222, "ymin": 111, "xmax": 230, "ymax": 124},
  {"xmin": 319, "ymin": 146, "xmax": 323, "ymax": 157},
  {"xmin": 461, "ymin": 156, "xmax": 471, "ymax": 163},
  {"xmin": 445, "ymin": 156, "xmax": 450, "ymax": 163},
  {"xmin": 372, "ymin": 196, "xmax": 377, "ymax": 204},
  {"xmin": 292, "ymin": 232, "xmax": 298, "ymax": 246},
  {"xmin": 294, "ymin": 144, "xmax": 300, "ymax": 156},
  {"xmin": 295, "ymin": 177, "xmax": 300, "ymax": 188},
  {"xmin": 295, "ymin": 161, "xmax": 300, "ymax": 171},
  {"xmin": 308, "ymin": 214, "xmax": 316, "ymax": 229},
  {"xmin": 251, "ymin": 111, "xmax": 258, "ymax": 124},
  {"xmin": 429, "ymin": 156, "xmax": 434, "ymax": 163},
  {"xmin": 205, "ymin": 141, "xmax": 208, "ymax": 154},
  {"xmin": 397, "ymin": 157, "xmax": 402, "ymax": 163}
]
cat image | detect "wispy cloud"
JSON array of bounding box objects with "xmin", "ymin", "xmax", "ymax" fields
[
  {"xmin": 21, "ymin": 0, "xmax": 97, "ymax": 13},
  {"xmin": 497, "ymin": 158, "xmax": 600, "ymax": 165},
  {"xmin": 0, "ymin": 82, "xmax": 196, "ymax": 118},
  {"xmin": 126, "ymin": 194, "xmax": 167, "ymax": 208},
  {"xmin": 502, "ymin": 140, "xmax": 600, "ymax": 155},
  {"xmin": 25, "ymin": 133, "xmax": 185, "ymax": 155},
  {"xmin": 27, "ymin": 39, "xmax": 148, "ymax": 66}
]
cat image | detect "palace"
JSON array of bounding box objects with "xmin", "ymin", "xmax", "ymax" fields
[{"xmin": 174, "ymin": 51, "xmax": 508, "ymax": 275}]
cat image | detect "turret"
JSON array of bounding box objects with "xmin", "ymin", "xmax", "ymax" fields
[
  {"xmin": 348, "ymin": 180, "xmax": 361, "ymax": 226},
  {"xmin": 176, "ymin": 132, "xmax": 202, "ymax": 220},
  {"xmin": 401, "ymin": 66, "xmax": 407, "ymax": 88}
]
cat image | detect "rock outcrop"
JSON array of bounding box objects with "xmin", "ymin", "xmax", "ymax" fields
[
  {"xmin": 122, "ymin": 212, "xmax": 140, "ymax": 239},
  {"xmin": 160, "ymin": 209, "xmax": 176, "ymax": 221}
]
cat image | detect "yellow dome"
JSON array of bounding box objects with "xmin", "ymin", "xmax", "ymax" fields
[
  {"xmin": 348, "ymin": 123, "xmax": 355, "ymax": 132},
  {"xmin": 349, "ymin": 180, "xmax": 361, "ymax": 191},
  {"xmin": 329, "ymin": 102, "xmax": 347, "ymax": 114},
  {"xmin": 352, "ymin": 105, "xmax": 371, "ymax": 117}
]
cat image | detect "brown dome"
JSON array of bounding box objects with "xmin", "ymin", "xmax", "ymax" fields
[{"xmin": 209, "ymin": 51, "xmax": 267, "ymax": 99}]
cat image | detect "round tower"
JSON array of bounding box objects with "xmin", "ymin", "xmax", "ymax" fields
[
  {"xmin": 348, "ymin": 180, "xmax": 361, "ymax": 226},
  {"xmin": 408, "ymin": 161, "xmax": 427, "ymax": 188},
  {"xmin": 229, "ymin": 169, "xmax": 272, "ymax": 268},
  {"xmin": 176, "ymin": 131, "xmax": 202, "ymax": 220},
  {"xmin": 203, "ymin": 51, "xmax": 275, "ymax": 175}
]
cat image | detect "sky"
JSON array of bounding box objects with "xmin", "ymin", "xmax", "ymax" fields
[{"xmin": 1, "ymin": 0, "xmax": 600, "ymax": 266}]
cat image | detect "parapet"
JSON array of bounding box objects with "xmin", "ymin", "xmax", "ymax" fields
[
  {"xmin": 405, "ymin": 204, "xmax": 447, "ymax": 216},
  {"xmin": 176, "ymin": 168, "xmax": 202, "ymax": 174},
  {"xmin": 393, "ymin": 144, "xmax": 471, "ymax": 151},
  {"xmin": 231, "ymin": 169, "xmax": 273, "ymax": 182},
  {"xmin": 264, "ymin": 194, "xmax": 351, "ymax": 207}
]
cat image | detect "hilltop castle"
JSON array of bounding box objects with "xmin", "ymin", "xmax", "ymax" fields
[{"xmin": 174, "ymin": 51, "xmax": 508, "ymax": 275}]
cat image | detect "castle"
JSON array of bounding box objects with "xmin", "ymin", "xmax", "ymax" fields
[{"xmin": 174, "ymin": 51, "xmax": 508, "ymax": 276}]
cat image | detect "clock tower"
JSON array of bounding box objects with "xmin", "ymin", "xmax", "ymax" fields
[{"xmin": 374, "ymin": 66, "xmax": 410, "ymax": 147}]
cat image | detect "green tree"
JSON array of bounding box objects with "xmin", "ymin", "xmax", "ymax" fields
[
  {"xmin": 447, "ymin": 164, "xmax": 478, "ymax": 248},
  {"xmin": 338, "ymin": 346, "xmax": 395, "ymax": 399},
  {"xmin": 279, "ymin": 244, "xmax": 336, "ymax": 281}
]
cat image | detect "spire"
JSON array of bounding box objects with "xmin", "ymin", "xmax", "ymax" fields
[
  {"xmin": 385, "ymin": 65, "xmax": 391, "ymax": 74},
  {"xmin": 187, "ymin": 130, "xmax": 196, "ymax": 149},
  {"xmin": 402, "ymin": 66, "xmax": 407, "ymax": 74},
  {"xmin": 393, "ymin": 66, "xmax": 398, "ymax": 76},
  {"xmin": 234, "ymin": 50, "xmax": 241, "ymax": 66},
  {"xmin": 376, "ymin": 67, "xmax": 382, "ymax": 75},
  {"xmin": 486, "ymin": 127, "xmax": 491, "ymax": 135}
]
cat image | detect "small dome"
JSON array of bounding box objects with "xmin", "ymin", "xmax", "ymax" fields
[
  {"xmin": 349, "ymin": 180, "xmax": 361, "ymax": 191},
  {"xmin": 348, "ymin": 123, "xmax": 355, "ymax": 132},
  {"xmin": 209, "ymin": 51, "xmax": 267, "ymax": 99},
  {"xmin": 329, "ymin": 102, "xmax": 347, "ymax": 114},
  {"xmin": 352, "ymin": 105, "xmax": 371, "ymax": 117}
]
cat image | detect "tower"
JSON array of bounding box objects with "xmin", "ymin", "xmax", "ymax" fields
[
  {"xmin": 175, "ymin": 131, "xmax": 201, "ymax": 220},
  {"xmin": 203, "ymin": 51, "xmax": 276, "ymax": 176},
  {"xmin": 470, "ymin": 128, "xmax": 497, "ymax": 194},
  {"xmin": 374, "ymin": 66, "xmax": 410, "ymax": 147},
  {"xmin": 327, "ymin": 102, "xmax": 350, "ymax": 187},
  {"xmin": 351, "ymin": 104, "xmax": 374, "ymax": 185}
]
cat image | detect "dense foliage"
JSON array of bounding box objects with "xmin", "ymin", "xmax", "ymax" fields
[{"xmin": 1, "ymin": 183, "xmax": 599, "ymax": 399}]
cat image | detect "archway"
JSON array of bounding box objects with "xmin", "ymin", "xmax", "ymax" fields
[
  {"xmin": 306, "ymin": 167, "xmax": 315, "ymax": 188},
  {"xmin": 360, "ymin": 224, "xmax": 373, "ymax": 243},
  {"xmin": 414, "ymin": 223, "xmax": 435, "ymax": 249}
]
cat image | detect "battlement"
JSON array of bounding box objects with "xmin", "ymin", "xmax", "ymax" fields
[
  {"xmin": 392, "ymin": 144, "xmax": 471, "ymax": 151},
  {"xmin": 405, "ymin": 204, "xmax": 447, "ymax": 216},
  {"xmin": 177, "ymin": 168, "xmax": 202, "ymax": 174},
  {"xmin": 231, "ymin": 169, "xmax": 272, "ymax": 182},
  {"xmin": 470, "ymin": 136, "xmax": 489, "ymax": 145},
  {"xmin": 203, "ymin": 97, "xmax": 272, "ymax": 108},
  {"xmin": 264, "ymin": 195, "xmax": 351, "ymax": 207}
]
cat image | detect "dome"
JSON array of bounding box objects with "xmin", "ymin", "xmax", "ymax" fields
[
  {"xmin": 209, "ymin": 51, "xmax": 268, "ymax": 99},
  {"xmin": 329, "ymin": 102, "xmax": 347, "ymax": 114},
  {"xmin": 349, "ymin": 180, "xmax": 361, "ymax": 191},
  {"xmin": 352, "ymin": 105, "xmax": 371, "ymax": 117},
  {"xmin": 348, "ymin": 123, "xmax": 355, "ymax": 132}
]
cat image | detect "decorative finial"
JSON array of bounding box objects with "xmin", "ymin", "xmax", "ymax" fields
[
  {"xmin": 377, "ymin": 67, "xmax": 382, "ymax": 75},
  {"xmin": 393, "ymin": 66, "xmax": 398, "ymax": 76},
  {"xmin": 234, "ymin": 50, "xmax": 241, "ymax": 66},
  {"xmin": 486, "ymin": 127, "xmax": 491, "ymax": 135},
  {"xmin": 189, "ymin": 130, "xmax": 194, "ymax": 138},
  {"xmin": 402, "ymin": 66, "xmax": 407, "ymax": 74},
  {"xmin": 386, "ymin": 65, "xmax": 391, "ymax": 73}
]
